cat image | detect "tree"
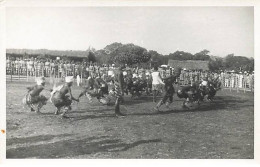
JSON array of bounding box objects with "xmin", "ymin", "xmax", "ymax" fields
[
  {"xmin": 95, "ymin": 49, "xmax": 113, "ymax": 64},
  {"xmin": 224, "ymin": 54, "xmax": 254, "ymax": 72},
  {"xmin": 87, "ymin": 51, "xmax": 96, "ymax": 63},
  {"xmin": 208, "ymin": 57, "xmax": 224, "ymax": 72},
  {"xmin": 168, "ymin": 51, "xmax": 194, "ymax": 60},
  {"xmin": 104, "ymin": 42, "xmax": 123, "ymax": 53},
  {"xmin": 148, "ymin": 50, "xmax": 169, "ymax": 67},
  {"xmin": 111, "ymin": 43, "xmax": 151, "ymax": 65},
  {"xmin": 194, "ymin": 49, "xmax": 210, "ymax": 60}
]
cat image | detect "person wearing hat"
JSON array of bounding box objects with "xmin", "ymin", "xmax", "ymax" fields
[
  {"xmin": 23, "ymin": 77, "xmax": 49, "ymax": 113},
  {"xmin": 50, "ymin": 76, "xmax": 79, "ymax": 118},
  {"xmin": 154, "ymin": 67, "xmax": 181, "ymax": 111}
]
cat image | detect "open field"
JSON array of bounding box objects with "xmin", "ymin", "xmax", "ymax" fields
[{"xmin": 6, "ymin": 81, "xmax": 254, "ymax": 159}]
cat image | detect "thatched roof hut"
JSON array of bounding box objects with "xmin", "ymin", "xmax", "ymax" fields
[
  {"xmin": 168, "ymin": 60, "xmax": 209, "ymax": 71},
  {"xmin": 6, "ymin": 49, "xmax": 90, "ymax": 61}
]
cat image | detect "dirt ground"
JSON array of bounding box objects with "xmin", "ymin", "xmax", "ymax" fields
[{"xmin": 6, "ymin": 81, "xmax": 254, "ymax": 159}]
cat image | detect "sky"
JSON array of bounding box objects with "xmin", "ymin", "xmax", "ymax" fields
[{"xmin": 6, "ymin": 7, "xmax": 254, "ymax": 58}]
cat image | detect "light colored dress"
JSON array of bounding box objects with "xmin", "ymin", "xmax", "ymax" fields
[{"xmin": 151, "ymin": 71, "xmax": 164, "ymax": 90}]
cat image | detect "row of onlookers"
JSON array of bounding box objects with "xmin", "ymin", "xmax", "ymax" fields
[{"xmin": 6, "ymin": 57, "xmax": 254, "ymax": 90}]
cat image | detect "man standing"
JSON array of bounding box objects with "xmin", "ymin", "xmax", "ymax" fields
[
  {"xmin": 113, "ymin": 65, "xmax": 126, "ymax": 117},
  {"xmin": 45, "ymin": 59, "xmax": 50, "ymax": 77}
]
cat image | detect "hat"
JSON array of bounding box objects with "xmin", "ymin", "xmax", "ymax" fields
[
  {"xmin": 123, "ymin": 71, "xmax": 127, "ymax": 76},
  {"xmin": 133, "ymin": 73, "xmax": 137, "ymax": 78},
  {"xmin": 146, "ymin": 72, "xmax": 150, "ymax": 76},
  {"xmin": 36, "ymin": 77, "xmax": 45, "ymax": 85},
  {"xmin": 108, "ymin": 70, "xmax": 114, "ymax": 76},
  {"xmin": 201, "ymin": 81, "xmax": 208, "ymax": 86},
  {"xmin": 65, "ymin": 76, "xmax": 74, "ymax": 83}
]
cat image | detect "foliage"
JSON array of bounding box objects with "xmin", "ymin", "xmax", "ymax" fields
[
  {"xmin": 208, "ymin": 57, "xmax": 224, "ymax": 72},
  {"xmin": 104, "ymin": 42, "xmax": 123, "ymax": 53},
  {"xmin": 148, "ymin": 50, "xmax": 168, "ymax": 66},
  {"xmin": 168, "ymin": 49, "xmax": 210, "ymax": 61},
  {"xmin": 95, "ymin": 49, "xmax": 113, "ymax": 64},
  {"xmin": 168, "ymin": 51, "xmax": 194, "ymax": 60},
  {"xmin": 208, "ymin": 54, "xmax": 254, "ymax": 72},
  {"xmin": 110, "ymin": 44, "xmax": 151, "ymax": 65},
  {"xmin": 87, "ymin": 51, "xmax": 96, "ymax": 63},
  {"xmin": 194, "ymin": 49, "xmax": 210, "ymax": 60},
  {"xmin": 224, "ymin": 54, "xmax": 254, "ymax": 72}
]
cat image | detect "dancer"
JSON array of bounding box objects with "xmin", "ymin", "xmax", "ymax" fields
[
  {"xmin": 154, "ymin": 68, "xmax": 181, "ymax": 112},
  {"xmin": 78, "ymin": 74, "xmax": 110, "ymax": 104},
  {"xmin": 50, "ymin": 76, "xmax": 79, "ymax": 118},
  {"xmin": 177, "ymin": 82, "xmax": 201, "ymax": 108},
  {"xmin": 23, "ymin": 77, "xmax": 49, "ymax": 113}
]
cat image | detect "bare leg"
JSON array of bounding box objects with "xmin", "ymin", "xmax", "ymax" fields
[
  {"xmin": 165, "ymin": 101, "xmax": 170, "ymax": 109},
  {"xmin": 29, "ymin": 104, "xmax": 35, "ymax": 112},
  {"xmin": 182, "ymin": 98, "xmax": 190, "ymax": 109},
  {"xmin": 36, "ymin": 102, "xmax": 43, "ymax": 113},
  {"xmin": 31, "ymin": 104, "xmax": 36, "ymax": 112},
  {"xmin": 154, "ymin": 100, "xmax": 163, "ymax": 112},
  {"xmin": 61, "ymin": 106, "xmax": 71, "ymax": 118},
  {"xmin": 55, "ymin": 107, "xmax": 60, "ymax": 115},
  {"xmin": 115, "ymin": 97, "xmax": 125, "ymax": 117},
  {"xmin": 78, "ymin": 90, "xmax": 87, "ymax": 99},
  {"xmin": 153, "ymin": 90, "xmax": 157, "ymax": 102}
]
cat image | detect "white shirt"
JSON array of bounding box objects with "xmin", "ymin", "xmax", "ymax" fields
[{"xmin": 152, "ymin": 71, "xmax": 164, "ymax": 85}]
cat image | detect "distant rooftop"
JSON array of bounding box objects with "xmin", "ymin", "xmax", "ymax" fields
[{"xmin": 168, "ymin": 60, "xmax": 209, "ymax": 70}]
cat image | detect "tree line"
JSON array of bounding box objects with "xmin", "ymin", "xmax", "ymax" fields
[{"xmin": 95, "ymin": 42, "xmax": 254, "ymax": 72}]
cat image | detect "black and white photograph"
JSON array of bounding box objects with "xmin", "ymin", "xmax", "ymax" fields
[{"xmin": 1, "ymin": 0, "xmax": 258, "ymax": 163}]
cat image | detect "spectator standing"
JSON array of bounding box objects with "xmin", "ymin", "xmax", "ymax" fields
[
  {"xmin": 45, "ymin": 59, "xmax": 50, "ymax": 77},
  {"xmin": 151, "ymin": 66, "xmax": 164, "ymax": 102}
]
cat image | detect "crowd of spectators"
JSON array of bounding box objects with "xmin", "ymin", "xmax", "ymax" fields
[{"xmin": 6, "ymin": 57, "xmax": 254, "ymax": 90}]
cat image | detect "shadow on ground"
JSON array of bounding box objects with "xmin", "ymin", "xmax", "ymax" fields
[
  {"xmin": 61, "ymin": 95, "xmax": 252, "ymax": 119},
  {"xmin": 7, "ymin": 134, "xmax": 73, "ymax": 146},
  {"xmin": 7, "ymin": 135, "xmax": 161, "ymax": 158},
  {"xmin": 127, "ymin": 95, "xmax": 252, "ymax": 117}
]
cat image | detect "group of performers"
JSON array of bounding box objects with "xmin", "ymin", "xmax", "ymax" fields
[{"xmin": 23, "ymin": 64, "xmax": 221, "ymax": 118}]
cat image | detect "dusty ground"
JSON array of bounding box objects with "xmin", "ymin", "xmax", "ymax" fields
[{"xmin": 6, "ymin": 81, "xmax": 254, "ymax": 159}]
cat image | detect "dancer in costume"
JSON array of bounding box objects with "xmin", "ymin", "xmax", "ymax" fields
[
  {"xmin": 154, "ymin": 68, "xmax": 181, "ymax": 112},
  {"xmin": 177, "ymin": 82, "xmax": 202, "ymax": 108},
  {"xmin": 50, "ymin": 76, "xmax": 79, "ymax": 118},
  {"xmin": 78, "ymin": 74, "xmax": 110, "ymax": 104},
  {"xmin": 23, "ymin": 77, "xmax": 49, "ymax": 113}
]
